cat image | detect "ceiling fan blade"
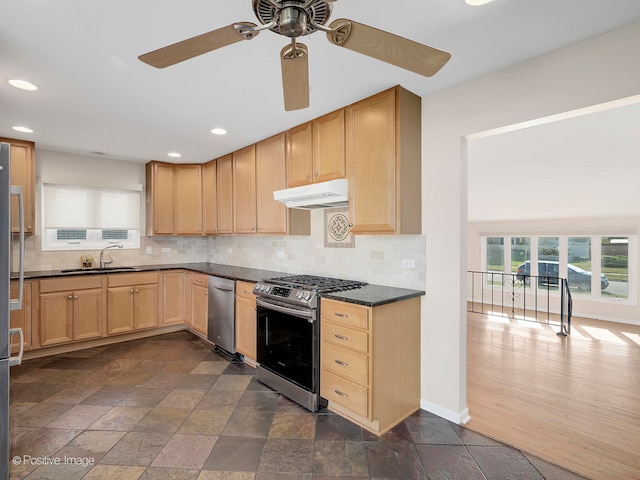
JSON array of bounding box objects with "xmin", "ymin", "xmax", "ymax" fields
[
  {"xmin": 327, "ymin": 19, "xmax": 451, "ymax": 77},
  {"xmin": 139, "ymin": 23, "xmax": 257, "ymax": 68},
  {"xmin": 280, "ymin": 42, "xmax": 310, "ymax": 111}
]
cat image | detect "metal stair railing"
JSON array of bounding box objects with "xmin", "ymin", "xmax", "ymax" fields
[{"xmin": 468, "ymin": 271, "xmax": 572, "ymax": 335}]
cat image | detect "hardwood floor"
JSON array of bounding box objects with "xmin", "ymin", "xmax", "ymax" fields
[{"xmin": 466, "ymin": 312, "xmax": 640, "ymax": 480}]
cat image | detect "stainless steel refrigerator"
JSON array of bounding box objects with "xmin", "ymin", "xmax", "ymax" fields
[{"xmin": 1, "ymin": 142, "xmax": 26, "ymax": 480}]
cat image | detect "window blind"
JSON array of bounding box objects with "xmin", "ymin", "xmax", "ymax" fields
[{"xmin": 43, "ymin": 184, "xmax": 141, "ymax": 230}]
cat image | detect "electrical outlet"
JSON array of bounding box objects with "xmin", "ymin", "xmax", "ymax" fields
[
  {"xmin": 161, "ymin": 247, "xmax": 170, "ymax": 253},
  {"xmin": 227, "ymin": 248, "xmax": 233, "ymax": 254},
  {"xmin": 146, "ymin": 246, "xmax": 152, "ymax": 255},
  {"xmin": 277, "ymin": 251, "xmax": 285, "ymax": 258},
  {"xmin": 401, "ymin": 259, "xmax": 416, "ymax": 269}
]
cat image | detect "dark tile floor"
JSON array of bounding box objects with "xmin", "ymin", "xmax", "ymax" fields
[{"xmin": 9, "ymin": 331, "xmax": 586, "ymax": 480}]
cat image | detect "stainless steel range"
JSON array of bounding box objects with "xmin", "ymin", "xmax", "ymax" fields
[{"xmin": 253, "ymin": 274, "xmax": 366, "ymax": 411}]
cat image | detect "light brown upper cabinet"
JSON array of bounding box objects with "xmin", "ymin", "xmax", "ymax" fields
[
  {"xmin": 216, "ymin": 155, "xmax": 234, "ymax": 234},
  {"xmin": 174, "ymin": 164, "xmax": 203, "ymax": 235},
  {"xmin": 346, "ymin": 86, "xmax": 421, "ymax": 234},
  {"xmin": 145, "ymin": 161, "xmax": 175, "ymax": 235},
  {"xmin": 286, "ymin": 109, "xmax": 346, "ymax": 188},
  {"xmin": 256, "ymin": 133, "xmax": 287, "ymax": 234},
  {"xmin": 1, "ymin": 137, "xmax": 35, "ymax": 235},
  {"xmin": 232, "ymin": 145, "xmax": 257, "ymax": 234},
  {"xmin": 202, "ymin": 160, "xmax": 218, "ymax": 235}
]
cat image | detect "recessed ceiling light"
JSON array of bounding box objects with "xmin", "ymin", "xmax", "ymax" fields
[
  {"xmin": 211, "ymin": 128, "xmax": 228, "ymax": 136},
  {"xmin": 12, "ymin": 126, "xmax": 34, "ymax": 133},
  {"xmin": 8, "ymin": 79, "xmax": 38, "ymax": 91},
  {"xmin": 168, "ymin": 152, "xmax": 182, "ymax": 158},
  {"xmin": 465, "ymin": 0, "xmax": 494, "ymax": 5}
]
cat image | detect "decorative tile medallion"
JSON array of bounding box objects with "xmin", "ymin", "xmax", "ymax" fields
[{"xmin": 324, "ymin": 207, "xmax": 354, "ymax": 248}]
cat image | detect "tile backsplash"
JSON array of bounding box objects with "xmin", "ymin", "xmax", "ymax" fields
[{"xmin": 15, "ymin": 210, "xmax": 425, "ymax": 290}]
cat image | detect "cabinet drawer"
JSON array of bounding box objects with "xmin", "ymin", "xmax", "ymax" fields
[
  {"xmin": 322, "ymin": 299, "xmax": 368, "ymax": 330},
  {"xmin": 236, "ymin": 281, "xmax": 256, "ymax": 299},
  {"xmin": 321, "ymin": 369, "xmax": 368, "ymax": 418},
  {"xmin": 191, "ymin": 274, "xmax": 208, "ymax": 287},
  {"xmin": 108, "ymin": 272, "xmax": 158, "ymax": 287},
  {"xmin": 322, "ymin": 320, "xmax": 368, "ymax": 354},
  {"xmin": 321, "ymin": 341, "xmax": 368, "ymax": 385},
  {"xmin": 40, "ymin": 276, "xmax": 103, "ymax": 293}
]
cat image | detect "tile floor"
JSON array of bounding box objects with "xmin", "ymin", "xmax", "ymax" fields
[{"xmin": 9, "ymin": 331, "xmax": 586, "ymax": 480}]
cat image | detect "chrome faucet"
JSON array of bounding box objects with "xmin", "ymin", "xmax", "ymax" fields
[{"xmin": 99, "ymin": 243, "xmax": 123, "ymax": 268}]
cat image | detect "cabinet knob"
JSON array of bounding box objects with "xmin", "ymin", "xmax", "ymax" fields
[
  {"xmin": 130, "ymin": 289, "xmax": 134, "ymax": 293},
  {"xmin": 67, "ymin": 295, "xmax": 73, "ymax": 300},
  {"xmin": 306, "ymin": 175, "xmax": 311, "ymax": 179},
  {"xmin": 314, "ymin": 173, "xmax": 318, "ymax": 177},
  {"xmin": 74, "ymin": 295, "xmax": 78, "ymax": 299},
  {"xmin": 154, "ymin": 227, "xmax": 158, "ymax": 232},
  {"xmin": 134, "ymin": 289, "xmax": 139, "ymax": 293}
]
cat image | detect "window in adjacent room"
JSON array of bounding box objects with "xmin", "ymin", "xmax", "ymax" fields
[
  {"xmin": 601, "ymin": 237, "xmax": 628, "ymax": 299},
  {"xmin": 41, "ymin": 182, "xmax": 141, "ymax": 250}
]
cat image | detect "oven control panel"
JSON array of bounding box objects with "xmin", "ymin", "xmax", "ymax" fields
[{"xmin": 253, "ymin": 282, "xmax": 316, "ymax": 307}]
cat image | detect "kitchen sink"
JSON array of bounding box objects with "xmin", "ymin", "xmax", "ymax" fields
[{"xmin": 60, "ymin": 266, "xmax": 141, "ymax": 274}]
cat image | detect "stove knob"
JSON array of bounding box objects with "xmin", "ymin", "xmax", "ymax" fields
[
  {"xmin": 303, "ymin": 291, "xmax": 311, "ymax": 301},
  {"xmin": 296, "ymin": 291, "xmax": 304, "ymax": 299},
  {"xmin": 264, "ymin": 285, "xmax": 271, "ymax": 293}
]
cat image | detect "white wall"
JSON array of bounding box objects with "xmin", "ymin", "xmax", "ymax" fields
[{"xmin": 420, "ymin": 21, "xmax": 640, "ymax": 423}]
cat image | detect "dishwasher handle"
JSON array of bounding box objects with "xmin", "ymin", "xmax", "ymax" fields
[{"xmin": 210, "ymin": 283, "xmax": 234, "ymax": 291}]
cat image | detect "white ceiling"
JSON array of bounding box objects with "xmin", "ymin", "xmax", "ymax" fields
[
  {"xmin": 2, "ymin": 0, "xmax": 640, "ymax": 164},
  {"xmin": 468, "ymin": 99, "xmax": 640, "ymax": 221}
]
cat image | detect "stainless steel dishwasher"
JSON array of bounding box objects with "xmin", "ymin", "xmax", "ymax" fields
[{"xmin": 207, "ymin": 276, "xmax": 236, "ymax": 354}]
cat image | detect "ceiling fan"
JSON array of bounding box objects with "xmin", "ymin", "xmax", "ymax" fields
[{"xmin": 139, "ymin": 0, "xmax": 451, "ymax": 111}]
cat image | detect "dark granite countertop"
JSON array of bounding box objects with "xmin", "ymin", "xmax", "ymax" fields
[
  {"xmin": 14, "ymin": 262, "xmax": 425, "ymax": 306},
  {"xmin": 320, "ymin": 284, "xmax": 425, "ymax": 307}
]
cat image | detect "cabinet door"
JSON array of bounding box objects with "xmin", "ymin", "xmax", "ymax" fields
[
  {"xmin": 286, "ymin": 122, "xmax": 313, "ymax": 187},
  {"xmin": 162, "ymin": 271, "xmax": 185, "ymax": 325},
  {"xmin": 202, "ymin": 160, "xmax": 218, "ymax": 235},
  {"xmin": 40, "ymin": 291, "xmax": 74, "ymax": 346},
  {"xmin": 1, "ymin": 138, "xmax": 35, "ymax": 235},
  {"xmin": 313, "ymin": 109, "xmax": 346, "ymax": 183},
  {"xmin": 346, "ymin": 88, "xmax": 397, "ymax": 233},
  {"xmin": 146, "ymin": 161, "xmax": 175, "ymax": 235},
  {"xmin": 134, "ymin": 283, "xmax": 159, "ymax": 330},
  {"xmin": 235, "ymin": 294, "xmax": 257, "ymax": 361},
  {"xmin": 10, "ymin": 282, "xmax": 32, "ymax": 352},
  {"xmin": 256, "ymin": 133, "xmax": 287, "ymax": 234},
  {"xmin": 233, "ymin": 145, "xmax": 257, "ymax": 234},
  {"xmin": 216, "ymin": 155, "xmax": 233, "ymax": 234},
  {"xmin": 175, "ymin": 164, "xmax": 203, "ymax": 235},
  {"xmin": 74, "ymin": 288, "xmax": 103, "ymax": 341},
  {"xmin": 191, "ymin": 284, "xmax": 208, "ymax": 335},
  {"xmin": 107, "ymin": 286, "xmax": 135, "ymax": 334}
]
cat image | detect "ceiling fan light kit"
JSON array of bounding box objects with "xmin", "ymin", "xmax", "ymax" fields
[{"xmin": 139, "ymin": 0, "xmax": 451, "ymax": 111}]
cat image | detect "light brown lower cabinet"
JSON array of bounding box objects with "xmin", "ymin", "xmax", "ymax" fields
[
  {"xmin": 162, "ymin": 271, "xmax": 186, "ymax": 325},
  {"xmin": 190, "ymin": 274, "xmax": 209, "ymax": 336},
  {"xmin": 320, "ymin": 296, "xmax": 421, "ymax": 435},
  {"xmin": 107, "ymin": 272, "xmax": 159, "ymax": 335},
  {"xmin": 235, "ymin": 281, "xmax": 257, "ymax": 362},
  {"xmin": 39, "ymin": 276, "xmax": 104, "ymax": 346}
]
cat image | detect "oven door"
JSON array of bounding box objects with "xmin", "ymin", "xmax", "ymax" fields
[{"xmin": 256, "ymin": 297, "xmax": 318, "ymax": 392}]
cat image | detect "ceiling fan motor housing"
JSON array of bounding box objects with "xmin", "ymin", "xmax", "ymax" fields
[{"xmin": 253, "ymin": 0, "xmax": 332, "ymax": 37}]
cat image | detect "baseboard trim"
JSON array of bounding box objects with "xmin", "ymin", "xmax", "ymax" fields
[{"xmin": 420, "ymin": 399, "xmax": 471, "ymax": 425}]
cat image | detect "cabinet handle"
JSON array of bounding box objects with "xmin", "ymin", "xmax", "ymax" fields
[
  {"xmin": 314, "ymin": 173, "xmax": 318, "ymax": 177},
  {"xmin": 134, "ymin": 289, "xmax": 139, "ymax": 293},
  {"xmin": 74, "ymin": 295, "xmax": 78, "ymax": 299},
  {"xmin": 334, "ymin": 389, "xmax": 349, "ymax": 398},
  {"xmin": 334, "ymin": 359, "xmax": 349, "ymax": 367},
  {"xmin": 130, "ymin": 289, "xmax": 134, "ymax": 293},
  {"xmin": 334, "ymin": 312, "xmax": 349, "ymax": 318},
  {"xmin": 334, "ymin": 334, "xmax": 349, "ymax": 341},
  {"xmin": 306, "ymin": 175, "xmax": 311, "ymax": 179}
]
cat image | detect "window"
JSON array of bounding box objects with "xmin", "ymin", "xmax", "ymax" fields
[
  {"xmin": 601, "ymin": 237, "xmax": 628, "ymax": 299},
  {"xmin": 481, "ymin": 234, "xmax": 636, "ymax": 303},
  {"xmin": 42, "ymin": 183, "xmax": 141, "ymax": 251}
]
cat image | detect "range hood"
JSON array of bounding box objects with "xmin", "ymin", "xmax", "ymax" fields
[{"xmin": 273, "ymin": 178, "xmax": 348, "ymax": 209}]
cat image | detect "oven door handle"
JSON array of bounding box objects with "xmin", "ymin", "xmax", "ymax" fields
[{"xmin": 256, "ymin": 298, "xmax": 314, "ymax": 320}]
